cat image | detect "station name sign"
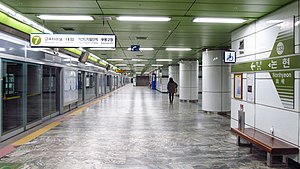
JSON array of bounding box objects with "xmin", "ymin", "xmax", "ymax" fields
[{"xmin": 30, "ymin": 34, "xmax": 116, "ymax": 48}]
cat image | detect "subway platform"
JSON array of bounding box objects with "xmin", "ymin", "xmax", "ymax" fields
[{"xmin": 0, "ymin": 85, "xmax": 290, "ymax": 168}]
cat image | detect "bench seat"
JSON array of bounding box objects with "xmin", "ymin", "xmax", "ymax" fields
[{"xmin": 231, "ymin": 128, "xmax": 299, "ymax": 166}]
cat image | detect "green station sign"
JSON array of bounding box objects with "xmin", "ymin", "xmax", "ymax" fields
[
  {"xmin": 270, "ymin": 71, "xmax": 294, "ymax": 109},
  {"xmin": 232, "ymin": 54, "xmax": 299, "ymax": 72}
]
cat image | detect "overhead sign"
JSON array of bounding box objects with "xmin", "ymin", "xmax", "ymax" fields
[
  {"xmin": 131, "ymin": 45, "xmax": 140, "ymax": 51},
  {"xmin": 116, "ymin": 69, "xmax": 126, "ymax": 73},
  {"xmin": 231, "ymin": 54, "xmax": 298, "ymax": 72},
  {"xmin": 30, "ymin": 34, "xmax": 116, "ymax": 48}
]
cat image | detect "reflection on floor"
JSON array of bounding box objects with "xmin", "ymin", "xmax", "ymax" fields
[{"xmin": 0, "ymin": 85, "xmax": 289, "ymax": 168}]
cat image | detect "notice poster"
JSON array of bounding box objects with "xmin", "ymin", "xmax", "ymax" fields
[
  {"xmin": 247, "ymin": 73, "xmax": 255, "ymax": 103},
  {"xmin": 234, "ymin": 73, "xmax": 243, "ymax": 99}
]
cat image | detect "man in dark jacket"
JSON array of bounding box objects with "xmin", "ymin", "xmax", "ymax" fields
[{"xmin": 167, "ymin": 77, "xmax": 178, "ymax": 103}]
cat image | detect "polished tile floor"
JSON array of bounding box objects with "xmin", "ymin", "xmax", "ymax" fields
[{"xmin": 0, "ymin": 85, "xmax": 290, "ymax": 168}]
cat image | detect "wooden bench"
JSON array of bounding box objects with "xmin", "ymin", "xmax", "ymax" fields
[{"xmin": 231, "ymin": 128, "xmax": 299, "ymax": 167}]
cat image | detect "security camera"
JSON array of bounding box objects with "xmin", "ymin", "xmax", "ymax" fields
[
  {"xmin": 53, "ymin": 51, "xmax": 59, "ymax": 56},
  {"xmin": 53, "ymin": 48, "xmax": 59, "ymax": 56}
]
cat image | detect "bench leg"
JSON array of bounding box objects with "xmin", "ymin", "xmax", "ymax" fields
[
  {"xmin": 236, "ymin": 136, "xmax": 241, "ymax": 146},
  {"xmin": 282, "ymin": 155, "xmax": 287, "ymax": 164},
  {"xmin": 267, "ymin": 153, "xmax": 288, "ymax": 167},
  {"xmin": 267, "ymin": 153, "xmax": 272, "ymax": 166}
]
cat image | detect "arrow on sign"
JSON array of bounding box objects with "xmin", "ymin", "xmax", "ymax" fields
[
  {"xmin": 250, "ymin": 62, "xmax": 256, "ymax": 70},
  {"xmin": 268, "ymin": 63, "xmax": 272, "ymax": 68}
]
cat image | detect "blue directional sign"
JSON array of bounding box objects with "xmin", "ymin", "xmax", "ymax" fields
[{"xmin": 131, "ymin": 45, "xmax": 140, "ymax": 51}]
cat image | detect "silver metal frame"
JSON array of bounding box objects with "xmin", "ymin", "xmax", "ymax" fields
[{"xmin": 267, "ymin": 153, "xmax": 288, "ymax": 167}]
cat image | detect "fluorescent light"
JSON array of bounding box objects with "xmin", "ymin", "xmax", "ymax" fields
[
  {"xmin": 0, "ymin": 47, "xmax": 6, "ymax": 52},
  {"xmin": 133, "ymin": 64, "xmax": 145, "ymax": 67},
  {"xmin": 132, "ymin": 59, "xmax": 148, "ymax": 61},
  {"xmin": 0, "ymin": 4, "xmax": 52, "ymax": 33},
  {"xmin": 193, "ymin": 17, "xmax": 246, "ymax": 23},
  {"xmin": 152, "ymin": 64, "xmax": 163, "ymax": 67},
  {"xmin": 117, "ymin": 16, "xmax": 170, "ymax": 22},
  {"xmin": 266, "ymin": 20, "xmax": 284, "ymax": 24},
  {"xmin": 115, "ymin": 64, "xmax": 127, "ymax": 66},
  {"xmin": 127, "ymin": 48, "xmax": 154, "ymax": 51},
  {"xmin": 0, "ymin": 3, "xmax": 16, "ymax": 15},
  {"xmin": 135, "ymin": 72, "xmax": 142, "ymax": 74},
  {"xmin": 122, "ymin": 67, "xmax": 131, "ymax": 70},
  {"xmin": 89, "ymin": 48, "xmax": 116, "ymax": 51},
  {"xmin": 37, "ymin": 15, "xmax": 94, "ymax": 21},
  {"xmin": 156, "ymin": 59, "xmax": 172, "ymax": 62},
  {"xmin": 107, "ymin": 58, "xmax": 123, "ymax": 61},
  {"xmin": 166, "ymin": 48, "xmax": 192, "ymax": 51}
]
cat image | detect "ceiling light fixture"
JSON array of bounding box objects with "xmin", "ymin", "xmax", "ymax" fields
[
  {"xmin": 193, "ymin": 17, "xmax": 246, "ymax": 23},
  {"xmin": 117, "ymin": 16, "xmax": 171, "ymax": 22},
  {"xmin": 133, "ymin": 64, "xmax": 145, "ymax": 67},
  {"xmin": 132, "ymin": 59, "xmax": 148, "ymax": 61},
  {"xmin": 166, "ymin": 48, "xmax": 192, "ymax": 51},
  {"xmin": 89, "ymin": 48, "xmax": 116, "ymax": 50},
  {"xmin": 37, "ymin": 15, "xmax": 94, "ymax": 21},
  {"xmin": 0, "ymin": 3, "xmax": 52, "ymax": 33},
  {"xmin": 127, "ymin": 48, "xmax": 154, "ymax": 51},
  {"xmin": 152, "ymin": 64, "xmax": 163, "ymax": 67},
  {"xmin": 156, "ymin": 59, "xmax": 172, "ymax": 62},
  {"xmin": 115, "ymin": 64, "xmax": 127, "ymax": 66},
  {"xmin": 266, "ymin": 20, "xmax": 284, "ymax": 24},
  {"xmin": 107, "ymin": 58, "xmax": 123, "ymax": 61}
]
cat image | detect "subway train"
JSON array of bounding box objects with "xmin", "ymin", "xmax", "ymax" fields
[{"xmin": 0, "ymin": 31, "xmax": 131, "ymax": 141}]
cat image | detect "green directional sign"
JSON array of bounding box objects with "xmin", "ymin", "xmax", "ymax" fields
[
  {"xmin": 270, "ymin": 30, "xmax": 294, "ymax": 58},
  {"xmin": 270, "ymin": 71, "xmax": 294, "ymax": 109},
  {"xmin": 232, "ymin": 54, "xmax": 300, "ymax": 72}
]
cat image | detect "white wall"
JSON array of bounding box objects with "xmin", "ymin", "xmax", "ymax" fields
[{"xmin": 231, "ymin": 1, "xmax": 300, "ymax": 151}]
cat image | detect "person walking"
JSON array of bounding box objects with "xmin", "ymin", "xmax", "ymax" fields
[{"xmin": 167, "ymin": 77, "xmax": 178, "ymax": 103}]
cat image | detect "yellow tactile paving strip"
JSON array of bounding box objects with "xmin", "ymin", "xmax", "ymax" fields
[{"xmin": 12, "ymin": 122, "xmax": 61, "ymax": 146}]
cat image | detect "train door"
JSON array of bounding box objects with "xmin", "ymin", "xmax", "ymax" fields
[
  {"xmin": 77, "ymin": 70, "xmax": 84, "ymax": 105},
  {"xmin": 26, "ymin": 64, "xmax": 42, "ymax": 128},
  {"xmin": 1, "ymin": 60, "xmax": 25, "ymax": 137},
  {"xmin": 98, "ymin": 74, "xmax": 102, "ymax": 97},
  {"xmin": 42, "ymin": 66, "xmax": 60, "ymax": 119}
]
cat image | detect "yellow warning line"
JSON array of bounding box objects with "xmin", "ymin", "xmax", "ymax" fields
[
  {"xmin": 70, "ymin": 107, "xmax": 86, "ymax": 116},
  {"xmin": 12, "ymin": 122, "xmax": 61, "ymax": 146}
]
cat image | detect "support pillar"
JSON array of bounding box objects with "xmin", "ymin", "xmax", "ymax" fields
[
  {"xmin": 202, "ymin": 50, "xmax": 231, "ymax": 113},
  {"xmin": 168, "ymin": 65, "xmax": 179, "ymax": 95},
  {"xmin": 179, "ymin": 61, "xmax": 199, "ymax": 101}
]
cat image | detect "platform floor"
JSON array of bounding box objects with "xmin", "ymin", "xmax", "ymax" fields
[{"xmin": 0, "ymin": 85, "xmax": 289, "ymax": 168}]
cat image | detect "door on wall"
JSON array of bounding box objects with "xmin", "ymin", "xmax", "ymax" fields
[
  {"xmin": 103, "ymin": 74, "xmax": 107, "ymax": 94},
  {"xmin": 106, "ymin": 75, "xmax": 111, "ymax": 92},
  {"xmin": 98, "ymin": 74, "xmax": 102, "ymax": 96},
  {"xmin": 27, "ymin": 64, "xmax": 42, "ymax": 124},
  {"xmin": 42, "ymin": 66, "xmax": 60, "ymax": 118},
  {"xmin": 85, "ymin": 72, "xmax": 96, "ymax": 101},
  {"xmin": 2, "ymin": 60, "xmax": 24, "ymax": 134},
  {"xmin": 77, "ymin": 71, "xmax": 84, "ymax": 105}
]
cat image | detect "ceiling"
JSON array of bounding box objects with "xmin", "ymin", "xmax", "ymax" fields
[{"xmin": 0, "ymin": 0, "xmax": 295, "ymax": 73}]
